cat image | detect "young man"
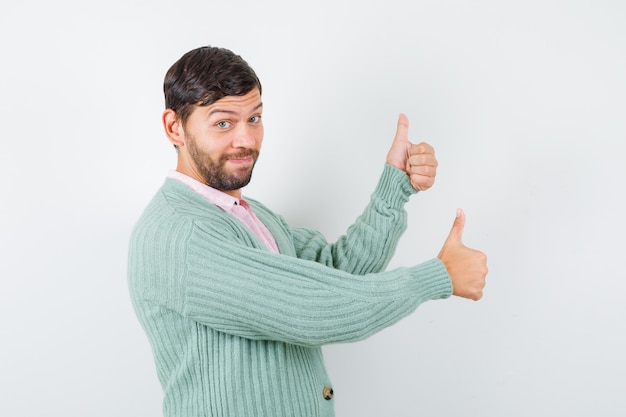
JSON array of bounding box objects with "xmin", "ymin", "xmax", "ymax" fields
[{"xmin": 128, "ymin": 46, "xmax": 487, "ymax": 417}]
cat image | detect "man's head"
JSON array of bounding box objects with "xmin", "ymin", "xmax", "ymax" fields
[{"xmin": 162, "ymin": 46, "xmax": 264, "ymax": 197}]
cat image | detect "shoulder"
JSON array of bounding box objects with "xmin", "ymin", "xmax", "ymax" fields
[{"xmin": 130, "ymin": 179, "xmax": 226, "ymax": 242}]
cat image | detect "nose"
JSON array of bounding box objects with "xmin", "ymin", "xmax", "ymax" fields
[{"xmin": 232, "ymin": 123, "xmax": 258, "ymax": 148}]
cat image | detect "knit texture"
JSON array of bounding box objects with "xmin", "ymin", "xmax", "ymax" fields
[{"xmin": 128, "ymin": 164, "xmax": 452, "ymax": 417}]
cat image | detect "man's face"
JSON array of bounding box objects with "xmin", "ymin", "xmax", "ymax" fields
[{"xmin": 179, "ymin": 89, "xmax": 263, "ymax": 196}]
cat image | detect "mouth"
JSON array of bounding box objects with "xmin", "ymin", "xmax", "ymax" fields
[
  {"xmin": 225, "ymin": 151, "xmax": 257, "ymax": 166},
  {"xmin": 226, "ymin": 157, "xmax": 254, "ymax": 168}
]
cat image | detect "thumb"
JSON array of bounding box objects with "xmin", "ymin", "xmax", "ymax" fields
[
  {"xmin": 445, "ymin": 208, "xmax": 465, "ymax": 246},
  {"xmin": 386, "ymin": 113, "xmax": 411, "ymax": 170},
  {"xmin": 393, "ymin": 113, "xmax": 410, "ymax": 146}
]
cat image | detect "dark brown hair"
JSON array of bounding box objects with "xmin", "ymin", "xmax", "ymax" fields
[{"xmin": 164, "ymin": 46, "xmax": 262, "ymax": 126}]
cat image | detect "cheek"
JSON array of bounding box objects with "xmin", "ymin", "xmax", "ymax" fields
[
  {"xmin": 187, "ymin": 137, "xmax": 221, "ymax": 162},
  {"xmin": 256, "ymin": 126, "xmax": 264, "ymax": 147}
]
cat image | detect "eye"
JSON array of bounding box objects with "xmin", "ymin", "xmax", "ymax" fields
[
  {"xmin": 249, "ymin": 115, "xmax": 262, "ymax": 124},
  {"xmin": 216, "ymin": 120, "xmax": 232, "ymax": 129}
]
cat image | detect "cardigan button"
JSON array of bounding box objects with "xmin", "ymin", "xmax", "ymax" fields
[{"xmin": 322, "ymin": 386, "xmax": 334, "ymax": 400}]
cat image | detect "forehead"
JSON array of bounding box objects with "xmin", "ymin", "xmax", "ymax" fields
[{"xmin": 202, "ymin": 89, "xmax": 262, "ymax": 116}]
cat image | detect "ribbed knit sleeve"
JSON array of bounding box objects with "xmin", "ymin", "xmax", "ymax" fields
[
  {"xmin": 184, "ymin": 241, "xmax": 451, "ymax": 346},
  {"xmin": 274, "ymin": 164, "xmax": 418, "ymax": 275}
]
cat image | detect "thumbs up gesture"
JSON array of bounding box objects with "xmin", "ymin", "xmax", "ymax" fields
[
  {"xmin": 438, "ymin": 209, "xmax": 488, "ymax": 300},
  {"xmin": 386, "ymin": 113, "xmax": 438, "ymax": 191}
]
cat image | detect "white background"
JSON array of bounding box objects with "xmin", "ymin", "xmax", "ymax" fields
[{"xmin": 1, "ymin": 0, "xmax": 625, "ymax": 416}]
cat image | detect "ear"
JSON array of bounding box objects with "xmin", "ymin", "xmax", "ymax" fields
[{"xmin": 162, "ymin": 109, "xmax": 185, "ymax": 148}]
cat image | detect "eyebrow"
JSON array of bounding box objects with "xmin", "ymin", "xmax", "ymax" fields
[{"xmin": 207, "ymin": 102, "xmax": 263, "ymax": 117}]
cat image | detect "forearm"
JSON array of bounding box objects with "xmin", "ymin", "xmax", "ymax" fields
[{"xmin": 290, "ymin": 163, "xmax": 417, "ymax": 275}]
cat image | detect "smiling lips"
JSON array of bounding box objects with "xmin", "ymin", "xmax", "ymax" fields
[
  {"xmin": 224, "ymin": 151, "xmax": 258, "ymax": 169},
  {"xmin": 225, "ymin": 150, "xmax": 257, "ymax": 164},
  {"xmin": 228, "ymin": 156, "xmax": 253, "ymax": 164}
]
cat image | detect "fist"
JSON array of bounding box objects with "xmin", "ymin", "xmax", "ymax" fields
[
  {"xmin": 407, "ymin": 142, "xmax": 438, "ymax": 191},
  {"xmin": 386, "ymin": 113, "xmax": 438, "ymax": 191}
]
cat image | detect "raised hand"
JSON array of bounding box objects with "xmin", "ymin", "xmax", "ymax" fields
[
  {"xmin": 437, "ymin": 209, "xmax": 488, "ymax": 300},
  {"xmin": 385, "ymin": 113, "xmax": 438, "ymax": 191}
]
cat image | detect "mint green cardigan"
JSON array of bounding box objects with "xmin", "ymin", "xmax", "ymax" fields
[{"xmin": 128, "ymin": 164, "xmax": 452, "ymax": 417}]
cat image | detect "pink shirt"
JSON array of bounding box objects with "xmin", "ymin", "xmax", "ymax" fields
[{"xmin": 168, "ymin": 171, "xmax": 280, "ymax": 254}]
